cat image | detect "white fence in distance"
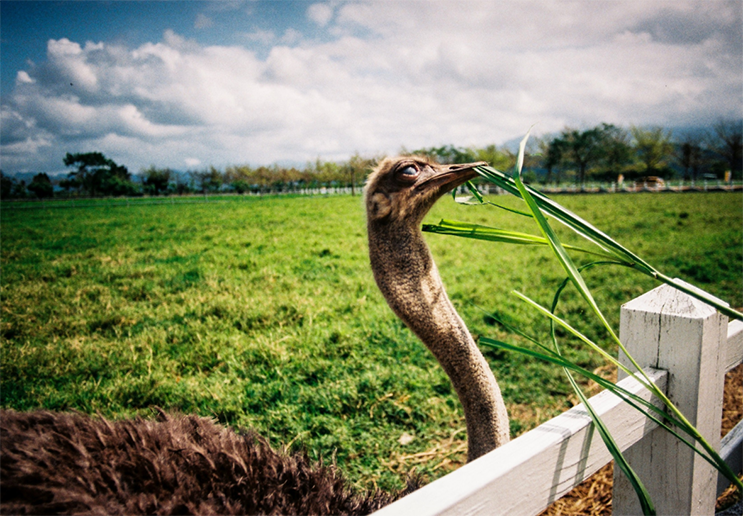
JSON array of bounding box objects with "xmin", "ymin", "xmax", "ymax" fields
[{"xmin": 373, "ymin": 281, "xmax": 743, "ymax": 516}]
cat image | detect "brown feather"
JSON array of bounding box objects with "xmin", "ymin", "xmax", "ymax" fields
[{"xmin": 1, "ymin": 409, "xmax": 417, "ymax": 515}]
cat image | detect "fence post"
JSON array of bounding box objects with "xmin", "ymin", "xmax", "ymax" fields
[{"xmin": 614, "ymin": 282, "xmax": 727, "ymax": 515}]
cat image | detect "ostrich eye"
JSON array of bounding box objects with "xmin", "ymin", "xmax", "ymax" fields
[{"xmin": 396, "ymin": 165, "xmax": 419, "ymax": 182}]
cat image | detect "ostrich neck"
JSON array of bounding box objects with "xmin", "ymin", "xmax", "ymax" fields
[{"xmin": 369, "ymin": 224, "xmax": 509, "ymax": 461}]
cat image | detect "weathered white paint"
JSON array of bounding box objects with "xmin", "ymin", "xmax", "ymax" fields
[
  {"xmin": 372, "ymin": 368, "xmax": 667, "ymax": 516},
  {"xmin": 614, "ymin": 281, "xmax": 728, "ymax": 516},
  {"xmin": 725, "ymin": 319, "xmax": 743, "ymax": 373}
]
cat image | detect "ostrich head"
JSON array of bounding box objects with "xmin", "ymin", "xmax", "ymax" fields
[{"xmin": 365, "ymin": 156, "xmax": 485, "ymax": 227}]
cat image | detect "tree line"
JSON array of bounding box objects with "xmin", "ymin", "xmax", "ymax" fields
[
  {"xmin": 410, "ymin": 120, "xmax": 741, "ymax": 186},
  {"xmin": 0, "ymin": 153, "xmax": 376, "ymax": 199},
  {"xmin": 529, "ymin": 121, "xmax": 741, "ymax": 185},
  {"xmin": 2, "ymin": 120, "xmax": 740, "ymax": 200}
]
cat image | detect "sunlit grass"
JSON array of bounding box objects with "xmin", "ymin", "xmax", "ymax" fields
[{"xmin": 1, "ymin": 191, "xmax": 741, "ymax": 493}]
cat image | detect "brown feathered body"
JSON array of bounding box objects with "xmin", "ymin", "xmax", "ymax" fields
[{"xmin": 0, "ymin": 410, "xmax": 411, "ymax": 515}]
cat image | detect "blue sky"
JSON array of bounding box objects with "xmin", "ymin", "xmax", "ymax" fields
[
  {"xmin": 1, "ymin": 1, "xmax": 326, "ymax": 93},
  {"xmin": 1, "ymin": 1, "xmax": 741, "ymax": 175},
  {"xmin": 2, "ymin": 3, "xmax": 205, "ymax": 91}
]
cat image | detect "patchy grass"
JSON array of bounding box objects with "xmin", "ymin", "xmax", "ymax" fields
[{"xmin": 2, "ymin": 191, "xmax": 741, "ymax": 492}]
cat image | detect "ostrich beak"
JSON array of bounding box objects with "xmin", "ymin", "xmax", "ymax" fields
[
  {"xmin": 441, "ymin": 161, "xmax": 488, "ymax": 173},
  {"xmin": 419, "ymin": 161, "xmax": 487, "ymax": 194}
]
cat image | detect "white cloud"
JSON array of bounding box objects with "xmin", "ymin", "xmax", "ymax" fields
[
  {"xmin": 194, "ymin": 13, "xmax": 215, "ymax": 30},
  {"xmin": 1, "ymin": 1, "xmax": 740, "ymax": 174},
  {"xmin": 16, "ymin": 71, "xmax": 35, "ymax": 84},
  {"xmin": 203, "ymin": 0, "xmax": 247, "ymax": 14},
  {"xmin": 46, "ymin": 38, "xmax": 101, "ymax": 91},
  {"xmin": 307, "ymin": 3, "xmax": 334, "ymax": 27},
  {"xmin": 280, "ymin": 28, "xmax": 303, "ymax": 45},
  {"xmin": 243, "ymin": 28, "xmax": 275, "ymax": 45}
]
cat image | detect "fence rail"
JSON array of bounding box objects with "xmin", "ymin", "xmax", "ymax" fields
[
  {"xmin": 0, "ymin": 187, "xmax": 360, "ymax": 210},
  {"xmin": 3, "ymin": 181, "xmax": 742, "ymax": 211},
  {"xmin": 373, "ymin": 281, "xmax": 743, "ymax": 516}
]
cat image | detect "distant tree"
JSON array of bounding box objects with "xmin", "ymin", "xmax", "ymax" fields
[
  {"xmin": 713, "ymin": 119, "xmax": 742, "ymax": 178},
  {"xmin": 63, "ymin": 152, "xmax": 137, "ymax": 196},
  {"xmin": 595, "ymin": 123, "xmax": 633, "ymax": 179},
  {"xmin": 254, "ymin": 165, "xmax": 279, "ymax": 191},
  {"xmin": 58, "ymin": 176, "xmax": 79, "ymax": 195},
  {"xmin": 174, "ymin": 173, "xmax": 192, "ymax": 195},
  {"xmin": 1, "ymin": 171, "xmax": 30, "ymax": 199},
  {"xmin": 224, "ymin": 165, "xmax": 244, "ymax": 184},
  {"xmin": 231, "ymin": 180, "xmax": 250, "ymax": 194},
  {"xmin": 473, "ymin": 144, "xmax": 514, "ymax": 171},
  {"xmin": 536, "ymin": 136, "xmax": 567, "ymax": 183},
  {"xmin": 559, "ymin": 127, "xmax": 605, "ymax": 186},
  {"xmin": 225, "ymin": 165, "xmax": 259, "ymax": 193},
  {"xmin": 675, "ymin": 133, "xmax": 706, "ymax": 181},
  {"xmin": 63, "ymin": 151, "xmax": 109, "ymax": 195},
  {"xmin": 10, "ymin": 179, "xmax": 27, "ymax": 199},
  {"xmin": 521, "ymin": 170, "xmax": 538, "ymax": 184},
  {"xmin": 27, "ymin": 173, "xmax": 54, "ymax": 198},
  {"xmin": 342, "ymin": 153, "xmax": 374, "ymax": 196},
  {"xmin": 631, "ymin": 126, "xmax": 674, "ymax": 176},
  {"xmin": 1, "ymin": 171, "xmax": 16, "ymax": 199},
  {"xmin": 274, "ymin": 165, "xmax": 302, "ymax": 192},
  {"xmin": 190, "ymin": 167, "xmax": 223, "ymax": 193},
  {"xmin": 408, "ymin": 144, "xmax": 479, "ymax": 165},
  {"xmin": 308, "ymin": 159, "xmax": 342, "ymax": 187},
  {"xmin": 141, "ymin": 166, "xmax": 173, "ymax": 196}
]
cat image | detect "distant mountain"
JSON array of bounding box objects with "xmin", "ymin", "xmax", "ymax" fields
[
  {"xmin": 665, "ymin": 124, "xmax": 714, "ymax": 139},
  {"xmin": 3, "ymin": 171, "xmax": 45, "ymax": 183}
]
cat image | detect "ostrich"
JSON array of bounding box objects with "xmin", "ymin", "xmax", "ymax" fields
[
  {"xmin": 365, "ymin": 156, "xmax": 509, "ymax": 461},
  {"xmin": 0, "ymin": 157, "xmax": 508, "ymax": 514}
]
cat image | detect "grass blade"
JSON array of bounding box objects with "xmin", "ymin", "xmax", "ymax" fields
[
  {"xmin": 423, "ymin": 220, "xmax": 618, "ymax": 259},
  {"xmin": 481, "ymin": 336, "xmax": 731, "ymax": 474},
  {"xmin": 472, "ymin": 164, "xmax": 743, "ymax": 322},
  {"xmin": 474, "ymin": 165, "xmax": 635, "ymax": 265},
  {"xmin": 464, "ymin": 180, "xmax": 484, "ymax": 203},
  {"xmin": 567, "ymin": 371, "xmax": 656, "ymax": 515},
  {"xmin": 508, "ymin": 131, "xmax": 654, "ymax": 512}
]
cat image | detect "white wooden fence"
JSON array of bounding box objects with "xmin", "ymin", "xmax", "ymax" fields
[{"xmin": 373, "ymin": 281, "xmax": 743, "ymax": 516}]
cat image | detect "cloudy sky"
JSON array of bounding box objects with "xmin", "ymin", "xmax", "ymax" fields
[{"xmin": 1, "ymin": 1, "xmax": 741, "ymax": 176}]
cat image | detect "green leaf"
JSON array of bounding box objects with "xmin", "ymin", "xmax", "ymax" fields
[
  {"xmin": 509, "ymin": 136, "xmax": 625, "ymax": 354},
  {"xmin": 472, "ymin": 163, "xmax": 743, "ymax": 322},
  {"xmin": 567, "ymin": 372, "xmax": 656, "ymax": 515},
  {"xmin": 480, "ymin": 337, "xmax": 730, "ymax": 474},
  {"xmin": 422, "ymin": 220, "xmax": 618, "ymax": 259},
  {"xmin": 474, "ymin": 164, "xmax": 643, "ymax": 269},
  {"xmin": 464, "ymin": 181, "xmax": 484, "ymax": 203},
  {"xmin": 509, "ymin": 132, "xmax": 653, "ymax": 513}
]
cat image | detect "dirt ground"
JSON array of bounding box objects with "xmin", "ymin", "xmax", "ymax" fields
[{"xmin": 540, "ymin": 362, "xmax": 743, "ymax": 516}]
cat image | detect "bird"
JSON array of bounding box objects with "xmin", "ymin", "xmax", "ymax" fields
[
  {"xmin": 365, "ymin": 156, "xmax": 509, "ymax": 461},
  {"xmin": 0, "ymin": 156, "xmax": 508, "ymax": 514}
]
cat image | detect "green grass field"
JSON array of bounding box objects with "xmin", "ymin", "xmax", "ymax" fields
[{"xmin": 2, "ymin": 191, "xmax": 741, "ymax": 492}]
